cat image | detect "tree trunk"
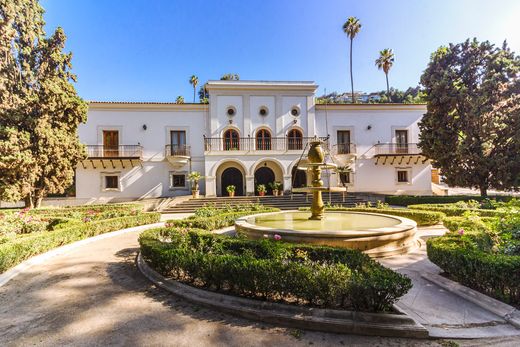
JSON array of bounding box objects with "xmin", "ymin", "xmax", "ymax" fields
[
  {"xmin": 479, "ymin": 185, "xmax": 488, "ymax": 197},
  {"xmin": 385, "ymin": 72, "xmax": 390, "ymax": 100},
  {"xmin": 350, "ymin": 38, "xmax": 355, "ymax": 103},
  {"xmin": 193, "ymin": 87, "xmax": 196, "ymax": 103},
  {"xmin": 24, "ymin": 195, "xmax": 34, "ymax": 209}
]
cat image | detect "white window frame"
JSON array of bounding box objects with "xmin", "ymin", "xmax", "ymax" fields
[
  {"xmin": 395, "ymin": 168, "xmax": 412, "ymax": 185},
  {"xmin": 169, "ymin": 171, "xmax": 188, "ymax": 190},
  {"xmin": 101, "ymin": 172, "xmax": 122, "ymax": 192}
]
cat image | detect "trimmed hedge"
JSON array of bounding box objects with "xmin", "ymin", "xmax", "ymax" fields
[
  {"xmin": 168, "ymin": 208, "xmax": 279, "ymax": 231},
  {"xmin": 298, "ymin": 207, "xmax": 444, "ymax": 226},
  {"xmin": 0, "ymin": 212, "xmax": 160, "ymax": 273},
  {"xmin": 386, "ymin": 195, "xmax": 513, "ymax": 206},
  {"xmin": 427, "ymin": 217, "xmax": 520, "ymax": 306},
  {"xmin": 407, "ymin": 204, "xmax": 506, "ymax": 217},
  {"xmin": 139, "ymin": 227, "xmax": 412, "ymax": 312}
]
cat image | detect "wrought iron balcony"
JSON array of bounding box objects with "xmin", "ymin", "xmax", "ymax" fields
[
  {"xmin": 331, "ymin": 143, "xmax": 356, "ymax": 155},
  {"xmin": 203, "ymin": 137, "xmax": 328, "ymax": 152},
  {"xmin": 165, "ymin": 144, "xmax": 191, "ymax": 157},
  {"xmin": 374, "ymin": 143, "xmax": 421, "ymax": 156},
  {"xmin": 86, "ymin": 145, "xmax": 142, "ymax": 159}
]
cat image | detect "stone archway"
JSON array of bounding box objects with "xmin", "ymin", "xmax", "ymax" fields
[
  {"xmin": 221, "ymin": 167, "xmax": 244, "ymax": 196},
  {"xmin": 254, "ymin": 167, "xmax": 275, "ymax": 195}
]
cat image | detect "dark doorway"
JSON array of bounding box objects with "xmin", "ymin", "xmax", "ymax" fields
[
  {"xmin": 292, "ymin": 166, "xmax": 307, "ymax": 189},
  {"xmin": 254, "ymin": 167, "xmax": 275, "ymax": 195},
  {"xmin": 221, "ymin": 167, "xmax": 243, "ymax": 196}
]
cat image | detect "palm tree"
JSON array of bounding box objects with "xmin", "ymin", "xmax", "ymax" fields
[
  {"xmin": 375, "ymin": 48, "xmax": 395, "ymax": 99},
  {"xmin": 189, "ymin": 75, "xmax": 198, "ymax": 103},
  {"xmin": 342, "ymin": 17, "xmax": 361, "ymax": 103},
  {"xmin": 175, "ymin": 95, "xmax": 184, "ymax": 104}
]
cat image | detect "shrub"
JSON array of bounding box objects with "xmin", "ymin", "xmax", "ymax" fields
[
  {"xmin": 427, "ymin": 215, "xmax": 520, "ymax": 306},
  {"xmin": 299, "ymin": 207, "xmax": 445, "ymax": 226},
  {"xmin": 407, "ymin": 204, "xmax": 506, "ymax": 217},
  {"xmin": 386, "ymin": 195, "xmax": 513, "ymax": 206},
  {"xmin": 139, "ymin": 227, "xmax": 412, "ymax": 312},
  {"xmin": 0, "ymin": 212, "xmax": 161, "ymax": 273}
]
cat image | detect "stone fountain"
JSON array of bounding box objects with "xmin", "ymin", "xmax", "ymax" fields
[{"xmin": 235, "ymin": 137, "xmax": 419, "ymax": 257}]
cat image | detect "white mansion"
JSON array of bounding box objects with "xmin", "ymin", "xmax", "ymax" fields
[{"xmin": 76, "ymin": 80, "xmax": 433, "ymax": 201}]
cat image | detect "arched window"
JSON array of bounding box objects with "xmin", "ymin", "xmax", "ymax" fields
[
  {"xmin": 223, "ymin": 129, "xmax": 240, "ymax": 150},
  {"xmin": 256, "ymin": 129, "xmax": 271, "ymax": 150},
  {"xmin": 287, "ymin": 129, "xmax": 303, "ymax": 150}
]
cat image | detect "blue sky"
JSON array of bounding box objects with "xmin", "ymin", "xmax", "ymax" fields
[{"xmin": 41, "ymin": 0, "xmax": 520, "ymax": 102}]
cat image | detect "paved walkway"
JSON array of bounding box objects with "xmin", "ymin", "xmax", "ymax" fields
[{"xmin": 0, "ymin": 220, "xmax": 519, "ymax": 346}]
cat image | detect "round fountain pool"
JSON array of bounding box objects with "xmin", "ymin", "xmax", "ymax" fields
[{"xmin": 235, "ymin": 211, "xmax": 419, "ymax": 258}]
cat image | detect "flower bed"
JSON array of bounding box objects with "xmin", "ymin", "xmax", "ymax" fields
[
  {"xmin": 139, "ymin": 226, "xmax": 412, "ymax": 312},
  {"xmin": 386, "ymin": 195, "xmax": 513, "ymax": 206},
  {"xmin": 0, "ymin": 204, "xmax": 160, "ymax": 273},
  {"xmin": 427, "ymin": 210, "xmax": 520, "ymax": 306},
  {"xmin": 407, "ymin": 203, "xmax": 506, "ymax": 217}
]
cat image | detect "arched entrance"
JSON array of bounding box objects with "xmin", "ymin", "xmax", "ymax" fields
[
  {"xmin": 254, "ymin": 167, "xmax": 275, "ymax": 195},
  {"xmin": 291, "ymin": 166, "xmax": 307, "ymax": 188},
  {"xmin": 221, "ymin": 167, "xmax": 244, "ymax": 196}
]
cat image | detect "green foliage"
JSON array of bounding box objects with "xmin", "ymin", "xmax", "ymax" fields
[
  {"xmin": 300, "ymin": 206, "xmax": 445, "ymax": 226},
  {"xmin": 139, "ymin": 227, "xmax": 411, "ymax": 312},
  {"xmin": 0, "ymin": 211, "xmax": 160, "ymax": 273},
  {"xmin": 407, "ymin": 204, "xmax": 506, "ymax": 217},
  {"xmin": 187, "ymin": 171, "xmax": 203, "ymax": 190},
  {"xmin": 419, "ymin": 38, "xmax": 520, "ymax": 196},
  {"xmin": 0, "ymin": 0, "xmax": 88, "ymax": 207},
  {"xmin": 192, "ymin": 203, "xmax": 273, "ymax": 219},
  {"xmin": 385, "ymin": 195, "xmax": 513, "ymax": 206},
  {"xmin": 427, "ymin": 214, "xmax": 520, "ymax": 305},
  {"xmin": 226, "ymin": 185, "xmax": 235, "ymax": 193}
]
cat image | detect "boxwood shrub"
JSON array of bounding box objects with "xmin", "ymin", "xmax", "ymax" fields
[
  {"xmin": 139, "ymin": 227, "xmax": 412, "ymax": 312},
  {"xmin": 386, "ymin": 195, "xmax": 513, "ymax": 206},
  {"xmin": 298, "ymin": 207, "xmax": 445, "ymax": 226},
  {"xmin": 427, "ymin": 217, "xmax": 520, "ymax": 306},
  {"xmin": 407, "ymin": 204, "xmax": 506, "ymax": 217},
  {"xmin": 0, "ymin": 212, "xmax": 160, "ymax": 273}
]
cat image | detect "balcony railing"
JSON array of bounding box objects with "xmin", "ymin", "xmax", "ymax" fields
[
  {"xmin": 203, "ymin": 137, "xmax": 329, "ymax": 152},
  {"xmin": 374, "ymin": 143, "xmax": 421, "ymax": 156},
  {"xmin": 331, "ymin": 143, "xmax": 356, "ymax": 155},
  {"xmin": 86, "ymin": 145, "xmax": 142, "ymax": 159},
  {"xmin": 165, "ymin": 144, "xmax": 191, "ymax": 157}
]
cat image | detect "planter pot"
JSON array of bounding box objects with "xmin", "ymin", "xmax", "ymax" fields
[
  {"xmin": 272, "ymin": 190, "xmax": 279, "ymax": 196},
  {"xmin": 278, "ymin": 190, "xmax": 284, "ymax": 196},
  {"xmin": 258, "ymin": 191, "xmax": 265, "ymax": 196},
  {"xmin": 228, "ymin": 191, "xmax": 235, "ymax": 197},
  {"xmin": 192, "ymin": 190, "xmax": 200, "ymax": 198}
]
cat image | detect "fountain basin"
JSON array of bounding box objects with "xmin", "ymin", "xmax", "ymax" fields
[{"xmin": 235, "ymin": 211, "xmax": 418, "ymax": 258}]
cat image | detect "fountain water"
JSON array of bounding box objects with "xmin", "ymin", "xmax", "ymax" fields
[{"xmin": 235, "ymin": 137, "xmax": 419, "ymax": 257}]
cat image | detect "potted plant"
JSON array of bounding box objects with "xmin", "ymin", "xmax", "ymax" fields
[
  {"xmin": 226, "ymin": 185, "xmax": 236, "ymax": 197},
  {"xmin": 257, "ymin": 184, "xmax": 266, "ymax": 196},
  {"xmin": 268, "ymin": 182, "xmax": 278, "ymax": 196},
  {"xmin": 187, "ymin": 171, "xmax": 203, "ymax": 198},
  {"xmin": 276, "ymin": 182, "xmax": 283, "ymax": 196}
]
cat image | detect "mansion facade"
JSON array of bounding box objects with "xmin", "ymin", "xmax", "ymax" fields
[{"xmin": 76, "ymin": 80, "xmax": 432, "ymax": 202}]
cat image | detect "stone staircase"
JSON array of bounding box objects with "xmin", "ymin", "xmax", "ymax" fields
[{"xmin": 161, "ymin": 193, "xmax": 371, "ymax": 213}]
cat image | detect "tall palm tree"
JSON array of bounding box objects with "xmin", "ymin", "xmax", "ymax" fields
[
  {"xmin": 342, "ymin": 17, "xmax": 361, "ymax": 103},
  {"xmin": 375, "ymin": 48, "xmax": 395, "ymax": 99},
  {"xmin": 189, "ymin": 75, "xmax": 198, "ymax": 103}
]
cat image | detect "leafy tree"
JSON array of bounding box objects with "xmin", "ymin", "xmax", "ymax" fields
[
  {"xmin": 375, "ymin": 48, "xmax": 395, "ymax": 98},
  {"xmin": 419, "ymin": 39, "xmax": 520, "ymax": 196},
  {"xmin": 220, "ymin": 73, "xmax": 240, "ymax": 81},
  {"xmin": 0, "ymin": 0, "xmax": 87, "ymax": 207},
  {"xmin": 175, "ymin": 95, "xmax": 184, "ymax": 104},
  {"xmin": 189, "ymin": 75, "xmax": 198, "ymax": 103},
  {"xmin": 198, "ymin": 85, "xmax": 208, "ymax": 103},
  {"xmin": 342, "ymin": 17, "xmax": 361, "ymax": 103}
]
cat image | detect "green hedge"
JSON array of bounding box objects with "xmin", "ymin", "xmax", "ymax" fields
[
  {"xmin": 386, "ymin": 195, "xmax": 513, "ymax": 206},
  {"xmin": 427, "ymin": 217, "xmax": 520, "ymax": 306},
  {"xmin": 298, "ymin": 207, "xmax": 445, "ymax": 226},
  {"xmin": 139, "ymin": 227, "xmax": 412, "ymax": 312},
  {"xmin": 0, "ymin": 212, "xmax": 161, "ymax": 273},
  {"xmin": 168, "ymin": 208, "xmax": 279, "ymax": 231},
  {"xmin": 27, "ymin": 203, "xmax": 143, "ymax": 216},
  {"xmin": 407, "ymin": 204, "xmax": 506, "ymax": 217}
]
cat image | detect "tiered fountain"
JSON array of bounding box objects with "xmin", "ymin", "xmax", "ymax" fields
[{"xmin": 235, "ymin": 137, "xmax": 419, "ymax": 257}]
